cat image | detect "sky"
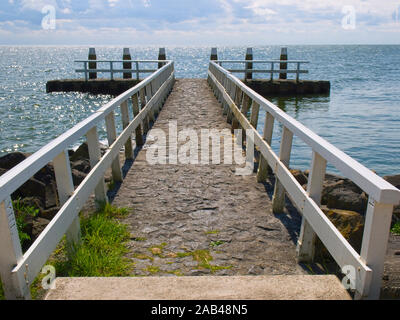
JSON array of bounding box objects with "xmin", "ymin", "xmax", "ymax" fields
[{"xmin": 1, "ymin": 0, "xmax": 400, "ymax": 45}]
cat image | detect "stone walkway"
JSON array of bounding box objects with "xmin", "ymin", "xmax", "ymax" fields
[{"xmin": 113, "ymin": 79, "xmax": 305, "ymax": 277}]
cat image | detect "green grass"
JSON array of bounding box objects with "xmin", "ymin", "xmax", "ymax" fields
[
  {"xmin": 205, "ymin": 230, "xmax": 220, "ymax": 235},
  {"xmin": 1, "ymin": 203, "xmax": 133, "ymax": 299},
  {"xmin": 392, "ymin": 222, "xmax": 400, "ymax": 235},
  {"xmin": 52, "ymin": 203, "xmax": 133, "ymax": 277},
  {"xmin": 210, "ymin": 240, "xmax": 226, "ymax": 247},
  {"xmin": 12, "ymin": 198, "xmax": 39, "ymax": 247}
]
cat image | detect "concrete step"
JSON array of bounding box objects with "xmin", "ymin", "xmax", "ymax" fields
[{"xmin": 45, "ymin": 275, "xmax": 351, "ymax": 300}]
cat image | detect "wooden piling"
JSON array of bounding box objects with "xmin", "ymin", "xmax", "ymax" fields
[
  {"xmin": 245, "ymin": 48, "xmax": 253, "ymax": 81},
  {"xmin": 123, "ymin": 48, "xmax": 132, "ymax": 79},
  {"xmin": 158, "ymin": 48, "xmax": 166, "ymax": 69},
  {"xmin": 279, "ymin": 47, "xmax": 288, "ymax": 80},
  {"xmin": 88, "ymin": 48, "xmax": 97, "ymax": 80},
  {"xmin": 210, "ymin": 48, "xmax": 218, "ymax": 61}
]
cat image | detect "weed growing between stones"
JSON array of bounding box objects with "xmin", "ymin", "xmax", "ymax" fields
[
  {"xmin": 392, "ymin": 222, "xmax": 400, "ymax": 235},
  {"xmin": 52, "ymin": 204, "xmax": 133, "ymax": 277},
  {"xmin": 12, "ymin": 198, "xmax": 40, "ymax": 248}
]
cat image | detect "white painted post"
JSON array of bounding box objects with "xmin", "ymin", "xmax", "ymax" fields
[
  {"xmin": 131, "ymin": 93, "xmax": 144, "ymax": 146},
  {"xmin": 120, "ymin": 101, "xmax": 134, "ymax": 160},
  {"xmin": 53, "ymin": 150, "xmax": 81, "ymax": 257},
  {"xmin": 296, "ymin": 151, "xmax": 327, "ymax": 262},
  {"xmin": 86, "ymin": 126, "xmax": 108, "ymax": 206},
  {"xmin": 226, "ymin": 80, "xmax": 234, "ymax": 124},
  {"xmin": 140, "ymin": 88, "xmax": 149, "ymax": 134},
  {"xmin": 146, "ymin": 84, "xmax": 155, "ymax": 123},
  {"xmin": 105, "ymin": 111, "xmax": 123, "ymax": 183},
  {"xmin": 249, "ymin": 101, "xmax": 260, "ymax": 129},
  {"xmin": 257, "ymin": 112, "xmax": 274, "ymax": 182},
  {"xmin": 231, "ymin": 86, "xmax": 242, "ymax": 131},
  {"xmin": 0, "ymin": 197, "xmax": 31, "ymax": 300},
  {"xmin": 357, "ymin": 199, "xmax": 394, "ymax": 300},
  {"xmin": 272, "ymin": 126, "xmax": 293, "ymax": 213}
]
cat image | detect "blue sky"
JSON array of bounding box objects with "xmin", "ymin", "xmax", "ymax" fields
[{"xmin": 1, "ymin": 0, "xmax": 400, "ymax": 45}]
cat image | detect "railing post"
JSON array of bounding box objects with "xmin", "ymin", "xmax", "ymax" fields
[
  {"xmin": 140, "ymin": 88, "xmax": 150, "ymax": 134},
  {"xmin": 279, "ymin": 47, "xmax": 288, "ymax": 80},
  {"xmin": 131, "ymin": 93, "xmax": 144, "ymax": 146},
  {"xmin": 123, "ymin": 48, "xmax": 132, "ymax": 79},
  {"xmin": 86, "ymin": 127, "xmax": 108, "ymax": 206},
  {"xmin": 88, "ymin": 47, "xmax": 97, "ymax": 80},
  {"xmin": 231, "ymin": 86, "xmax": 242, "ymax": 132},
  {"xmin": 210, "ymin": 47, "xmax": 218, "ymax": 61},
  {"xmin": 105, "ymin": 111, "xmax": 123, "ymax": 183},
  {"xmin": 270, "ymin": 62, "xmax": 274, "ymax": 82},
  {"xmin": 53, "ymin": 150, "xmax": 81, "ymax": 257},
  {"xmin": 249, "ymin": 101, "xmax": 260, "ymax": 129},
  {"xmin": 135, "ymin": 61, "xmax": 139, "ymax": 80},
  {"xmin": 296, "ymin": 62, "xmax": 300, "ymax": 82},
  {"xmin": 272, "ymin": 126, "xmax": 293, "ymax": 213},
  {"xmin": 257, "ymin": 112, "xmax": 274, "ymax": 182},
  {"xmin": 0, "ymin": 197, "xmax": 31, "ymax": 300},
  {"xmin": 245, "ymin": 48, "xmax": 253, "ymax": 81},
  {"xmin": 226, "ymin": 79, "xmax": 234, "ymax": 124},
  {"xmin": 120, "ymin": 101, "xmax": 134, "ymax": 159},
  {"xmin": 84, "ymin": 61, "xmax": 88, "ymax": 82},
  {"xmin": 146, "ymin": 83, "xmax": 155, "ymax": 123},
  {"xmin": 110, "ymin": 61, "xmax": 114, "ymax": 81},
  {"xmin": 296, "ymin": 151, "xmax": 326, "ymax": 262},
  {"xmin": 158, "ymin": 48, "xmax": 166, "ymax": 69},
  {"xmin": 357, "ymin": 199, "xmax": 394, "ymax": 299}
]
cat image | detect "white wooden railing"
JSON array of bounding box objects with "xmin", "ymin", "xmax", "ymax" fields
[
  {"xmin": 215, "ymin": 60, "xmax": 309, "ymax": 81},
  {"xmin": 207, "ymin": 61, "xmax": 400, "ymax": 300},
  {"xmin": 0, "ymin": 61, "xmax": 175, "ymax": 300},
  {"xmin": 75, "ymin": 60, "xmax": 167, "ymax": 81}
]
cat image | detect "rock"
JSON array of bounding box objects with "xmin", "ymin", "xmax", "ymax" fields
[
  {"xmin": 32, "ymin": 217, "xmax": 51, "ymax": 241},
  {"xmin": 40, "ymin": 207, "xmax": 59, "ymax": 220},
  {"xmin": 70, "ymin": 142, "xmax": 108, "ymax": 162},
  {"xmin": 290, "ymin": 169, "xmax": 308, "ymax": 186},
  {"xmin": 70, "ymin": 142, "xmax": 90, "ymax": 161},
  {"xmin": 384, "ymin": 174, "xmax": 400, "ymax": 189},
  {"xmin": 322, "ymin": 179, "xmax": 368, "ymax": 215},
  {"xmin": 71, "ymin": 169, "xmax": 87, "ymax": 186},
  {"xmin": 71, "ymin": 159, "xmax": 91, "ymax": 173},
  {"xmin": 0, "ymin": 152, "xmax": 30, "ymax": 170},
  {"xmin": 315, "ymin": 207, "xmax": 365, "ymax": 259}
]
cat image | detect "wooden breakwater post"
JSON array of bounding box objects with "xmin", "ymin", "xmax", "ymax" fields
[
  {"xmin": 88, "ymin": 48, "xmax": 97, "ymax": 80},
  {"xmin": 123, "ymin": 48, "xmax": 132, "ymax": 79},
  {"xmin": 279, "ymin": 47, "xmax": 288, "ymax": 80},
  {"xmin": 158, "ymin": 48, "xmax": 166, "ymax": 68},
  {"xmin": 210, "ymin": 48, "xmax": 218, "ymax": 61},
  {"xmin": 245, "ymin": 48, "xmax": 253, "ymax": 81}
]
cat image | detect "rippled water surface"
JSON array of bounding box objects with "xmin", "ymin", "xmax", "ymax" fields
[{"xmin": 0, "ymin": 46, "xmax": 399, "ymax": 176}]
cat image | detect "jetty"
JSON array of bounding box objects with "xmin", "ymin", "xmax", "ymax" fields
[{"xmin": 1, "ymin": 48, "xmax": 399, "ymax": 300}]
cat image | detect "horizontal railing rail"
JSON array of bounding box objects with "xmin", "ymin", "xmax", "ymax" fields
[
  {"xmin": 0, "ymin": 61, "xmax": 175, "ymax": 300},
  {"xmin": 74, "ymin": 60, "xmax": 170, "ymax": 81},
  {"xmin": 215, "ymin": 60, "xmax": 309, "ymax": 81},
  {"xmin": 207, "ymin": 61, "xmax": 400, "ymax": 300}
]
